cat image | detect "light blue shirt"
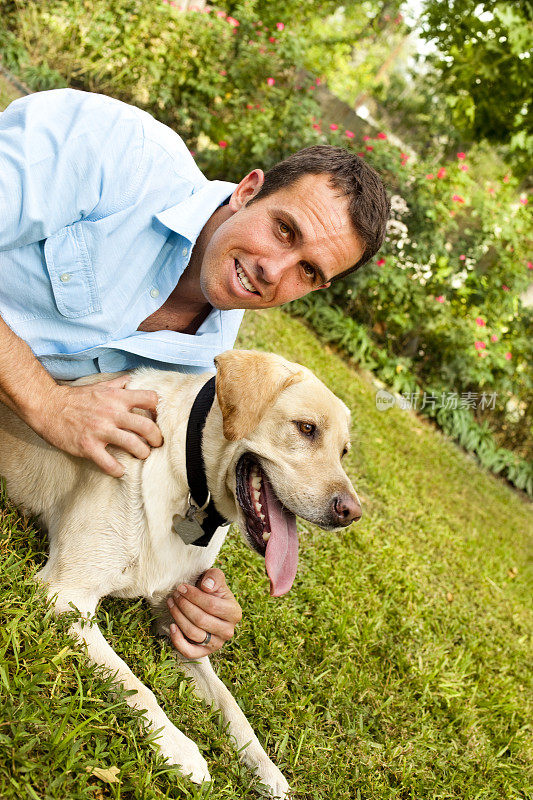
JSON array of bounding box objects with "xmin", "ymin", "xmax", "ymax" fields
[{"xmin": 0, "ymin": 88, "xmax": 243, "ymax": 379}]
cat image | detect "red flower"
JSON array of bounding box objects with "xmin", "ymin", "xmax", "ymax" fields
[
  {"xmin": 459, "ymin": 164, "xmax": 468, "ymax": 171},
  {"xmin": 345, "ymin": 130, "xmax": 355, "ymax": 138},
  {"xmin": 246, "ymin": 103, "xmax": 254, "ymax": 109},
  {"xmin": 503, "ymin": 174, "xmax": 510, "ymax": 183},
  {"xmin": 363, "ymin": 135, "xmax": 371, "ymax": 141},
  {"xmin": 505, "ymin": 352, "xmax": 512, "ymax": 360},
  {"xmin": 269, "ymin": 36, "xmax": 276, "ymax": 43},
  {"xmin": 426, "ymin": 173, "xmax": 434, "ymax": 179},
  {"xmin": 476, "ymin": 317, "xmax": 486, "ymax": 327},
  {"xmin": 377, "ymin": 132, "xmax": 387, "ymax": 140},
  {"xmin": 218, "ymin": 140, "xmax": 227, "ymax": 148},
  {"xmin": 436, "ymin": 295, "xmax": 445, "ymax": 303},
  {"xmin": 491, "ymin": 334, "xmax": 498, "ymax": 342},
  {"xmin": 376, "ymin": 258, "xmax": 386, "ymax": 266},
  {"xmin": 452, "ymin": 194, "xmax": 465, "ymax": 203},
  {"xmin": 357, "ymin": 152, "xmax": 365, "ymax": 157},
  {"xmin": 329, "ymin": 123, "xmax": 338, "ymax": 131},
  {"xmin": 366, "ymin": 145, "xmax": 374, "ymax": 151},
  {"xmin": 267, "ymin": 77, "xmax": 275, "ymax": 86},
  {"xmin": 488, "ymin": 187, "xmax": 495, "ymax": 194},
  {"xmin": 276, "ymin": 22, "xmax": 285, "ymax": 30},
  {"xmin": 459, "ymin": 255, "xmax": 466, "ymax": 260},
  {"xmin": 312, "ymin": 123, "xmax": 321, "ymax": 130},
  {"xmin": 527, "ymin": 261, "xmax": 533, "ymax": 270},
  {"xmin": 219, "ymin": 69, "xmax": 227, "ymax": 76},
  {"xmin": 400, "ymin": 152, "xmax": 408, "ymax": 160},
  {"xmin": 502, "ymin": 284, "xmax": 510, "ymax": 291},
  {"xmin": 437, "ymin": 168, "xmax": 446, "ymax": 179},
  {"xmin": 457, "ymin": 152, "xmax": 466, "ymax": 160},
  {"xmin": 474, "ymin": 341, "xmax": 486, "ymax": 350}
]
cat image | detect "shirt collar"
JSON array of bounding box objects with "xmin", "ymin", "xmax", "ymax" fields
[{"xmin": 154, "ymin": 179, "xmax": 237, "ymax": 245}]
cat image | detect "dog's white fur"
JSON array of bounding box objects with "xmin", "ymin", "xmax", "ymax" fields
[{"xmin": 0, "ymin": 350, "xmax": 359, "ymax": 798}]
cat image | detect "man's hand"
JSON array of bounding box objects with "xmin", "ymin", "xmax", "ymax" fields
[
  {"xmin": 167, "ymin": 568, "xmax": 242, "ymax": 659},
  {"xmin": 32, "ymin": 375, "xmax": 163, "ymax": 477}
]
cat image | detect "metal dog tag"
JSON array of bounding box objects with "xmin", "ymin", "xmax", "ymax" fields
[{"xmin": 172, "ymin": 493, "xmax": 209, "ymax": 546}]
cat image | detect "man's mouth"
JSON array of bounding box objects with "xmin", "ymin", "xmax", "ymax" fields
[
  {"xmin": 235, "ymin": 454, "xmax": 298, "ymax": 597},
  {"xmin": 235, "ymin": 259, "xmax": 259, "ymax": 295}
]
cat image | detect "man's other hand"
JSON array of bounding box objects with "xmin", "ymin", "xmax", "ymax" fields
[
  {"xmin": 36, "ymin": 375, "xmax": 163, "ymax": 476},
  {"xmin": 166, "ymin": 568, "xmax": 243, "ymax": 659}
]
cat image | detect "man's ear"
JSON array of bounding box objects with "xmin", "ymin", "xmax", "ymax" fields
[
  {"xmin": 214, "ymin": 350, "xmax": 303, "ymax": 441},
  {"xmin": 228, "ymin": 169, "xmax": 265, "ymax": 212}
]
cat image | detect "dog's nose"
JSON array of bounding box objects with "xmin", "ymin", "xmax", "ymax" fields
[{"xmin": 331, "ymin": 493, "xmax": 362, "ymax": 526}]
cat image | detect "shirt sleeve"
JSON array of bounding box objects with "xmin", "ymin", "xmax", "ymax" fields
[{"xmin": 0, "ymin": 88, "xmax": 145, "ymax": 251}]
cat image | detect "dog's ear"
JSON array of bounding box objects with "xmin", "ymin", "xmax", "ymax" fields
[{"xmin": 214, "ymin": 350, "xmax": 303, "ymax": 440}]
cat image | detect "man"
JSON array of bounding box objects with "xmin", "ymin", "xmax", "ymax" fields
[{"xmin": 0, "ymin": 88, "xmax": 389, "ymax": 658}]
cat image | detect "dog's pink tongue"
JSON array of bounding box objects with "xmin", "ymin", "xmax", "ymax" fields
[{"xmin": 262, "ymin": 476, "xmax": 298, "ymax": 597}]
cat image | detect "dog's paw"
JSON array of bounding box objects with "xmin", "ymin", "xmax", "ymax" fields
[
  {"xmin": 156, "ymin": 726, "xmax": 211, "ymax": 784},
  {"xmin": 254, "ymin": 759, "xmax": 291, "ymax": 799}
]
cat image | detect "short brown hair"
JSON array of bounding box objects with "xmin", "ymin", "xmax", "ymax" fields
[{"xmin": 249, "ymin": 145, "xmax": 390, "ymax": 281}]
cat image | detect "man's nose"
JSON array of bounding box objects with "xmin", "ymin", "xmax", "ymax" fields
[
  {"xmin": 330, "ymin": 493, "xmax": 362, "ymax": 526},
  {"xmin": 256, "ymin": 253, "xmax": 296, "ymax": 284}
]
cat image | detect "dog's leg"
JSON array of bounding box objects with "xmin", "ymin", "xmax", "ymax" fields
[
  {"xmin": 177, "ymin": 654, "xmax": 290, "ymax": 799},
  {"xmin": 44, "ymin": 585, "xmax": 211, "ymax": 784}
]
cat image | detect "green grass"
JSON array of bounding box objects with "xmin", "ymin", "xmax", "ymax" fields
[{"xmin": 1, "ymin": 308, "xmax": 532, "ymax": 799}]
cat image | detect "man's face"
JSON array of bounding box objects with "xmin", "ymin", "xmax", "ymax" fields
[{"xmin": 199, "ymin": 171, "xmax": 365, "ymax": 310}]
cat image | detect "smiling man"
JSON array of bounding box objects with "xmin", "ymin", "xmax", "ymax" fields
[{"xmin": 0, "ymin": 88, "xmax": 389, "ymax": 657}]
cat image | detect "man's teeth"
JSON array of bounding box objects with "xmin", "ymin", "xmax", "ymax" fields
[{"xmin": 236, "ymin": 261, "xmax": 256, "ymax": 293}]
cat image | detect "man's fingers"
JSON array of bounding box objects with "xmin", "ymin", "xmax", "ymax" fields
[
  {"xmin": 168, "ymin": 596, "xmax": 235, "ymax": 641},
  {"xmin": 169, "ymin": 622, "xmax": 219, "ymax": 659},
  {"xmin": 199, "ymin": 568, "xmax": 228, "ymax": 593},
  {"xmin": 89, "ymin": 444, "xmax": 125, "ymax": 478},
  {"xmin": 122, "ymin": 389, "xmax": 159, "ymax": 412},
  {"xmin": 173, "ymin": 585, "xmax": 241, "ymax": 625},
  {"xmin": 120, "ymin": 411, "xmax": 163, "ymax": 448},
  {"xmin": 108, "ymin": 429, "xmax": 151, "ymax": 460}
]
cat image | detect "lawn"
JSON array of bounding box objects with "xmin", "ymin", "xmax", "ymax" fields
[{"xmin": 1, "ymin": 307, "xmax": 531, "ymax": 800}]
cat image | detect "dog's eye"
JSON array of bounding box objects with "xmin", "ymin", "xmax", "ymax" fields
[
  {"xmin": 341, "ymin": 447, "xmax": 349, "ymax": 458},
  {"xmin": 295, "ymin": 421, "xmax": 316, "ymax": 437}
]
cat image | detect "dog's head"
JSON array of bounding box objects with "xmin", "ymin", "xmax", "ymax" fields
[{"xmin": 210, "ymin": 350, "xmax": 361, "ymax": 597}]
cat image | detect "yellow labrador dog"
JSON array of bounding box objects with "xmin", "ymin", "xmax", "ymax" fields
[{"xmin": 0, "ymin": 350, "xmax": 361, "ymax": 798}]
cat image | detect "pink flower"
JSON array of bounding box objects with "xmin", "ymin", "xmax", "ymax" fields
[
  {"xmin": 377, "ymin": 132, "xmax": 387, "ymax": 140},
  {"xmin": 218, "ymin": 140, "xmax": 227, "ymax": 148},
  {"xmin": 227, "ymin": 16, "xmax": 240, "ymax": 26},
  {"xmin": 329, "ymin": 123, "xmax": 338, "ymax": 131},
  {"xmin": 519, "ymin": 197, "xmax": 528, "ymax": 205},
  {"xmin": 219, "ymin": 69, "xmax": 227, "ymax": 76},
  {"xmin": 216, "ymin": 9, "xmax": 226, "ymax": 17},
  {"xmin": 527, "ymin": 261, "xmax": 533, "ymax": 270},
  {"xmin": 503, "ymin": 174, "xmax": 510, "ymax": 183},
  {"xmin": 452, "ymin": 194, "xmax": 465, "ymax": 203},
  {"xmin": 491, "ymin": 334, "xmax": 498, "ymax": 342},
  {"xmin": 426, "ymin": 174, "xmax": 434, "ymax": 179},
  {"xmin": 400, "ymin": 152, "xmax": 408, "ymax": 160},
  {"xmin": 376, "ymin": 258, "xmax": 386, "ymax": 267},
  {"xmin": 436, "ymin": 295, "xmax": 445, "ymax": 303},
  {"xmin": 267, "ymin": 77, "xmax": 275, "ymax": 86},
  {"xmin": 345, "ymin": 130, "xmax": 355, "ymax": 138},
  {"xmin": 459, "ymin": 164, "xmax": 468, "ymax": 171},
  {"xmin": 459, "ymin": 254, "xmax": 466, "ymax": 260},
  {"xmin": 476, "ymin": 317, "xmax": 486, "ymax": 327},
  {"xmin": 505, "ymin": 352, "xmax": 512, "ymax": 360},
  {"xmin": 316, "ymin": 78, "xmax": 321, "ymax": 85},
  {"xmin": 488, "ymin": 187, "xmax": 495, "ymax": 194},
  {"xmin": 474, "ymin": 341, "xmax": 486, "ymax": 350},
  {"xmin": 363, "ymin": 135, "xmax": 371, "ymax": 141},
  {"xmin": 312, "ymin": 123, "xmax": 321, "ymax": 131},
  {"xmin": 437, "ymin": 168, "xmax": 446, "ymax": 179},
  {"xmin": 276, "ymin": 22, "xmax": 285, "ymax": 31},
  {"xmin": 502, "ymin": 284, "xmax": 510, "ymax": 291},
  {"xmin": 269, "ymin": 36, "xmax": 276, "ymax": 43},
  {"xmin": 457, "ymin": 152, "xmax": 466, "ymax": 160}
]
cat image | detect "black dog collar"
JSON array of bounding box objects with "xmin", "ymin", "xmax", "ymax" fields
[{"xmin": 181, "ymin": 375, "xmax": 228, "ymax": 547}]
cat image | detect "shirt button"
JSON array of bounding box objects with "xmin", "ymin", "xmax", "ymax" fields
[
  {"xmin": 59, "ymin": 273, "xmax": 71, "ymax": 283},
  {"xmin": 150, "ymin": 287, "xmax": 160, "ymax": 299},
  {"xmin": 182, "ymin": 247, "xmax": 189, "ymax": 257}
]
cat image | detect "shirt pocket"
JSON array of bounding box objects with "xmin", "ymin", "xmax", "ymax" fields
[{"xmin": 43, "ymin": 224, "xmax": 102, "ymax": 318}]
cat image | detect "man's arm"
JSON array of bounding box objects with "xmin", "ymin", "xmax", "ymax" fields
[{"xmin": 0, "ymin": 314, "xmax": 162, "ymax": 476}]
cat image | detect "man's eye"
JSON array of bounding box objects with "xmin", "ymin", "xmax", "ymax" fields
[
  {"xmin": 302, "ymin": 263, "xmax": 316, "ymax": 280},
  {"xmin": 279, "ymin": 221, "xmax": 292, "ymax": 239}
]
